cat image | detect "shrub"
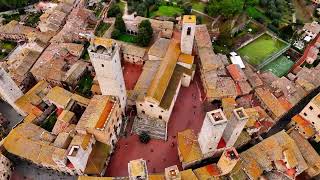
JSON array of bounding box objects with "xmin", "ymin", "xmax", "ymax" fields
[{"xmin": 139, "ymin": 131, "xmax": 151, "ymax": 144}]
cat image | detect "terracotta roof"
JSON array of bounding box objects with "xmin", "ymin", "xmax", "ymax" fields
[
  {"xmin": 178, "ymin": 53, "xmax": 194, "ymax": 65},
  {"xmin": 177, "ymin": 129, "xmax": 202, "ymax": 164},
  {"xmin": 226, "ymin": 64, "xmax": 247, "ymax": 82},
  {"xmin": 180, "ymin": 169, "xmax": 198, "ymax": 180},
  {"xmin": 255, "ymin": 87, "xmax": 286, "ymax": 118},
  {"xmin": 46, "ymin": 86, "xmax": 73, "ymax": 108},
  {"xmin": 76, "ymin": 95, "xmax": 116, "ymax": 132},
  {"xmin": 148, "ymin": 38, "xmax": 171, "ymax": 58},
  {"xmin": 117, "ymin": 41, "xmax": 146, "ymax": 58},
  {"xmin": 291, "ymin": 115, "xmax": 315, "ymax": 138},
  {"xmin": 78, "ymin": 177, "xmax": 113, "ymax": 180},
  {"xmin": 195, "ymin": 25, "xmax": 212, "ymax": 49},
  {"xmin": 193, "ymin": 164, "xmax": 221, "ymax": 179},
  {"xmin": 146, "ymin": 40, "xmax": 180, "ymax": 103}
]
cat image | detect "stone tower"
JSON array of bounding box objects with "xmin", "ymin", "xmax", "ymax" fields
[
  {"xmin": 222, "ymin": 107, "xmax": 249, "ymax": 147},
  {"xmin": 198, "ymin": 109, "xmax": 228, "ymax": 154},
  {"xmin": 181, "ymin": 15, "xmax": 196, "ymax": 55},
  {"xmin": 88, "ymin": 38, "xmax": 127, "ymax": 113},
  {"xmin": 0, "ymin": 67, "xmax": 25, "ymax": 116},
  {"xmin": 217, "ymin": 147, "xmax": 240, "ymax": 175}
]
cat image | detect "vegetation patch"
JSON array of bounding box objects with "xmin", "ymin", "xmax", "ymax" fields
[
  {"xmin": 261, "ymin": 55, "xmax": 294, "ymax": 77},
  {"xmin": 2, "ymin": 13, "xmax": 20, "ymax": 24},
  {"xmin": 25, "ymin": 12, "xmax": 42, "ymax": 27},
  {"xmin": 191, "ymin": 1, "xmax": 206, "ymax": 13},
  {"xmin": 0, "ymin": 41, "xmax": 17, "ymax": 60},
  {"xmin": 118, "ymin": 34, "xmax": 138, "ymax": 43},
  {"xmin": 95, "ymin": 22, "xmax": 111, "ymax": 37},
  {"xmin": 41, "ymin": 114, "xmax": 57, "ymax": 132},
  {"xmin": 150, "ymin": 5, "xmax": 183, "ymax": 18},
  {"xmin": 76, "ymin": 74, "xmax": 93, "ymax": 98}
]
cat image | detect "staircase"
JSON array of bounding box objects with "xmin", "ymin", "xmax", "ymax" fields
[{"xmin": 132, "ymin": 116, "xmax": 167, "ymax": 141}]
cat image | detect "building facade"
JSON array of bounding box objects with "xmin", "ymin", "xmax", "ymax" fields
[{"xmin": 0, "ymin": 67, "xmax": 25, "ymax": 116}]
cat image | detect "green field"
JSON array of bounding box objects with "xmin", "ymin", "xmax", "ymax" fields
[
  {"xmin": 238, "ymin": 34, "xmax": 288, "ymax": 66},
  {"xmin": 150, "ymin": 5, "xmax": 183, "ymax": 18},
  {"xmin": 261, "ymin": 56, "xmax": 294, "ymax": 77}
]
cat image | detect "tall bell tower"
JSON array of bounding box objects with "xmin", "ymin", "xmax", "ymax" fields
[{"xmin": 181, "ymin": 15, "xmax": 196, "ymax": 55}]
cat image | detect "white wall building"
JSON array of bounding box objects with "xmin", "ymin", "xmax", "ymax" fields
[
  {"xmin": 180, "ymin": 15, "xmax": 196, "ymax": 55},
  {"xmin": 0, "ymin": 67, "xmax": 25, "ymax": 116},
  {"xmin": 88, "ymin": 38, "xmax": 127, "ymax": 113},
  {"xmin": 198, "ymin": 109, "xmax": 228, "ymax": 154}
]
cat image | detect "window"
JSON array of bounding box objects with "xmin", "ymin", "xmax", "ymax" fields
[
  {"xmin": 312, "ymin": 122, "xmax": 315, "ymax": 124},
  {"xmin": 142, "ymin": 110, "xmax": 145, "ymax": 114},
  {"xmin": 318, "ymin": 114, "xmax": 320, "ymax": 118},
  {"xmin": 187, "ymin": 27, "xmax": 191, "ymax": 35},
  {"xmin": 150, "ymin": 104, "xmax": 153, "ymax": 108},
  {"xmin": 159, "ymin": 115, "xmax": 162, "ymax": 119},
  {"xmin": 304, "ymin": 112, "xmax": 307, "ymax": 116},
  {"xmin": 309, "ymin": 106, "xmax": 314, "ymax": 110},
  {"xmin": 140, "ymin": 104, "xmax": 143, "ymax": 106},
  {"xmin": 101, "ymin": 64, "xmax": 104, "ymax": 67}
]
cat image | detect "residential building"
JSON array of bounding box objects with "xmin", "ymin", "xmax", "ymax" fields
[
  {"xmin": 128, "ymin": 159, "xmax": 148, "ymax": 180},
  {"xmin": 181, "ymin": 15, "xmax": 196, "ymax": 55},
  {"xmin": 88, "ymin": 38, "xmax": 127, "ymax": 112},
  {"xmin": 254, "ymin": 87, "xmax": 286, "ymax": 121},
  {"xmin": 302, "ymin": 21, "xmax": 320, "ymax": 40},
  {"xmin": 240, "ymin": 131, "xmax": 308, "ymax": 179},
  {"xmin": 217, "ymin": 147, "xmax": 240, "ymax": 176},
  {"xmin": 198, "ymin": 109, "xmax": 228, "ymax": 154},
  {"xmin": 289, "ymin": 130, "xmax": 320, "ymax": 178},
  {"xmin": 76, "ymin": 95, "xmax": 122, "ymax": 150},
  {"xmin": 306, "ymin": 45, "xmax": 319, "ymax": 64},
  {"xmin": 117, "ymin": 41, "xmax": 146, "ymax": 64},
  {"xmin": 177, "ymin": 129, "xmax": 202, "ymax": 169},
  {"xmin": 30, "ymin": 43, "xmax": 84, "ymax": 86},
  {"xmin": 0, "ymin": 67, "xmax": 25, "ymax": 116},
  {"xmin": 123, "ymin": 15, "xmax": 174, "ymax": 39}
]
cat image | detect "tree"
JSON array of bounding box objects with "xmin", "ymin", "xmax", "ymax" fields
[
  {"xmin": 0, "ymin": 0, "xmax": 28, "ymax": 11},
  {"xmin": 207, "ymin": 0, "xmax": 244, "ymax": 18},
  {"xmin": 139, "ymin": 131, "xmax": 151, "ymax": 144},
  {"xmin": 107, "ymin": 4, "xmax": 121, "ymax": 17},
  {"xmin": 111, "ymin": 28, "xmax": 121, "ymax": 39},
  {"xmin": 137, "ymin": 27, "xmax": 152, "ymax": 46},
  {"xmin": 137, "ymin": 20, "xmax": 153, "ymax": 47},
  {"xmin": 114, "ymin": 15, "xmax": 126, "ymax": 33},
  {"xmin": 138, "ymin": 20, "xmax": 153, "ymax": 36},
  {"xmin": 136, "ymin": 3, "xmax": 147, "ymax": 17}
]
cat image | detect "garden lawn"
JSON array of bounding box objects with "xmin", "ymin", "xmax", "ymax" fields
[
  {"xmin": 261, "ymin": 55, "xmax": 294, "ymax": 77},
  {"xmin": 150, "ymin": 6, "xmax": 183, "ymax": 18},
  {"xmin": 192, "ymin": 1, "xmax": 206, "ymax": 13},
  {"xmin": 0, "ymin": 41, "xmax": 17, "ymax": 60},
  {"xmin": 118, "ymin": 34, "xmax": 138, "ymax": 43},
  {"xmin": 238, "ymin": 34, "xmax": 287, "ymax": 66}
]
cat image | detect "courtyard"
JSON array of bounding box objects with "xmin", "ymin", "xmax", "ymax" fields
[
  {"xmin": 237, "ymin": 33, "xmax": 289, "ymax": 67},
  {"xmin": 261, "ymin": 55, "xmax": 294, "ymax": 77},
  {"xmin": 106, "ymin": 68, "xmax": 208, "ymax": 176}
]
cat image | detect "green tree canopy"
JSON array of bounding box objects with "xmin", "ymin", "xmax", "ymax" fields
[
  {"xmin": 207, "ymin": 0, "xmax": 248, "ymax": 18},
  {"xmin": 137, "ymin": 20, "xmax": 153, "ymax": 47},
  {"xmin": 107, "ymin": 3, "xmax": 122, "ymax": 17},
  {"xmin": 0, "ymin": 0, "xmax": 28, "ymax": 11},
  {"xmin": 114, "ymin": 15, "xmax": 126, "ymax": 33}
]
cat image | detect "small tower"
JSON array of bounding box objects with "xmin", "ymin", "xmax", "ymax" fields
[
  {"xmin": 128, "ymin": 158, "xmax": 148, "ymax": 180},
  {"xmin": 198, "ymin": 109, "xmax": 228, "ymax": 154},
  {"xmin": 217, "ymin": 147, "xmax": 240, "ymax": 175},
  {"xmin": 181, "ymin": 15, "xmax": 196, "ymax": 55},
  {"xmin": 88, "ymin": 38, "xmax": 127, "ymax": 113},
  {"xmin": 165, "ymin": 165, "xmax": 181, "ymax": 180},
  {"xmin": 222, "ymin": 107, "xmax": 249, "ymax": 147},
  {"xmin": 0, "ymin": 67, "xmax": 25, "ymax": 116}
]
